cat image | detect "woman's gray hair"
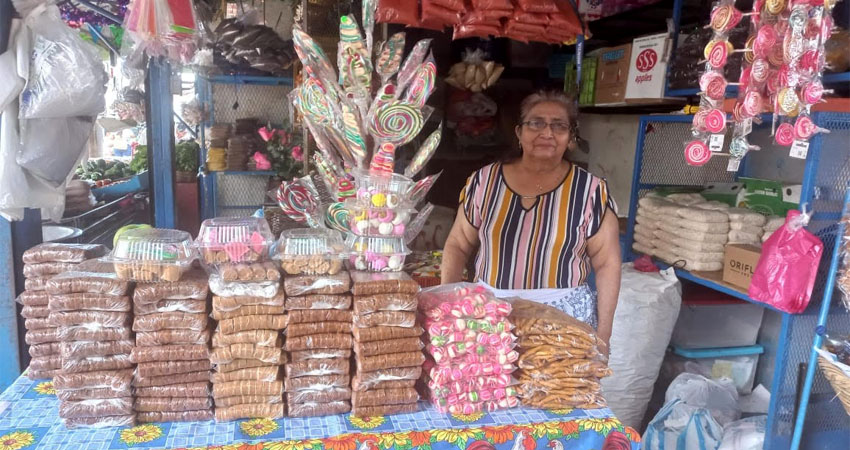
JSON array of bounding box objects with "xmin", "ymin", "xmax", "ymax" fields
[{"xmin": 519, "ymin": 91, "xmax": 577, "ymax": 125}]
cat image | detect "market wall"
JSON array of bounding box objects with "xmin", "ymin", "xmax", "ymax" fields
[{"xmin": 579, "ymin": 113, "xmax": 641, "ymax": 218}]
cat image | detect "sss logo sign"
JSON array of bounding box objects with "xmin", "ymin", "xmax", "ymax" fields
[{"xmin": 635, "ymin": 49, "xmax": 658, "ymax": 72}]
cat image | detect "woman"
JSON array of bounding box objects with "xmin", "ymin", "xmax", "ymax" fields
[{"xmin": 441, "ymin": 91, "xmax": 621, "ymax": 348}]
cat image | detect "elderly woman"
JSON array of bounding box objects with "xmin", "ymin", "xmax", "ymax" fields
[{"xmin": 441, "ymin": 91, "xmax": 621, "ymax": 348}]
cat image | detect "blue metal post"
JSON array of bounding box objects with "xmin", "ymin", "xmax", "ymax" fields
[
  {"xmin": 146, "ymin": 57, "xmax": 177, "ymax": 228},
  {"xmin": 623, "ymin": 117, "xmax": 649, "ymax": 262}
]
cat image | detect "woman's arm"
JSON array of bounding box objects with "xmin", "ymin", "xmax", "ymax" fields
[
  {"xmin": 587, "ymin": 209, "xmax": 622, "ymax": 351},
  {"xmin": 441, "ymin": 208, "xmax": 480, "ymax": 284}
]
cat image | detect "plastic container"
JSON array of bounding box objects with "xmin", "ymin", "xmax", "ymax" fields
[
  {"xmin": 671, "ymin": 288, "xmax": 765, "ymax": 349},
  {"xmin": 345, "ymin": 200, "xmax": 415, "ymax": 237},
  {"xmin": 346, "ymin": 235, "xmax": 410, "ymax": 272},
  {"xmin": 110, "ymin": 228, "xmax": 195, "ymax": 282},
  {"xmin": 196, "ymin": 217, "xmax": 274, "ymax": 268},
  {"xmin": 275, "ymin": 228, "xmax": 347, "ymax": 275},
  {"xmin": 353, "ymin": 170, "xmax": 415, "ymax": 208},
  {"xmin": 670, "ymin": 345, "xmax": 763, "ymax": 394}
]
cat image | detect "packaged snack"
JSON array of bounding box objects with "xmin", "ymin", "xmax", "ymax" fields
[
  {"xmin": 345, "ymin": 201, "xmax": 416, "ymax": 238},
  {"xmin": 49, "ymin": 311, "xmax": 129, "ymax": 328},
  {"xmin": 56, "ymin": 387, "xmax": 127, "ymax": 402},
  {"xmin": 352, "ymin": 378, "xmax": 416, "ymax": 391},
  {"xmin": 26, "ymin": 368, "xmax": 61, "ymax": 379},
  {"xmin": 130, "ymin": 345, "xmax": 210, "ymax": 363},
  {"xmin": 213, "ymin": 293, "xmax": 285, "ymax": 312},
  {"xmin": 288, "ymin": 401, "xmax": 351, "ymax": 417},
  {"xmin": 197, "ymin": 217, "xmax": 275, "ymax": 271},
  {"xmin": 62, "ymin": 415, "xmax": 136, "ymax": 429},
  {"xmin": 60, "ymin": 340, "xmax": 133, "ymax": 360},
  {"xmin": 284, "ymin": 272, "xmax": 351, "ymax": 296},
  {"xmin": 353, "ymin": 293, "xmax": 418, "ymax": 313},
  {"xmin": 133, "ymin": 370, "xmax": 212, "ymax": 388},
  {"xmin": 19, "ymin": 291, "xmax": 49, "ymax": 306},
  {"xmin": 136, "ymin": 360, "xmax": 212, "ymax": 378},
  {"xmin": 134, "ymin": 397, "xmax": 213, "ymax": 412},
  {"xmin": 347, "ymin": 236, "xmax": 410, "ymax": 272},
  {"xmin": 138, "ymin": 410, "xmax": 213, "ymax": 423},
  {"xmin": 284, "ymin": 294, "xmax": 352, "ymax": 310},
  {"xmin": 135, "ymin": 298, "xmax": 208, "ymax": 316},
  {"xmin": 289, "ymin": 349, "xmax": 352, "ymax": 361},
  {"xmin": 350, "ymin": 271, "xmax": 420, "ymax": 295},
  {"xmin": 213, "ymin": 381, "xmax": 283, "ymax": 398},
  {"xmin": 211, "ymin": 366, "xmax": 280, "ymax": 384},
  {"xmin": 29, "ymin": 342, "xmax": 61, "ymax": 358},
  {"xmin": 110, "ymin": 228, "xmax": 195, "ymax": 282},
  {"xmin": 284, "ymin": 334, "xmax": 353, "ymax": 351},
  {"xmin": 56, "ymin": 325, "xmax": 132, "ymax": 342},
  {"xmin": 351, "ymin": 403, "xmax": 418, "ymax": 417},
  {"xmin": 23, "ymin": 262, "xmax": 77, "ymax": 278},
  {"xmin": 136, "ymin": 329, "xmax": 211, "ymax": 346},
  {"xmin": 29, "ymin": 355, "xmax": 62, "ymax": 371},
  {"xmin": 25, "ymin": 328, "xmax": 58, "ymax": 345},
  {"xmin": 134, "ymin": 382, "xmax": 211, "ymax": 398},
  {"xmin": 354, "ymin": 337, "xmax": 423, "ymax": 356},
  {"xmin": 286, "ymin": 387, "xmax": 352, "ymax": 404},
  {"xmin": 216, "ymin": 359, "xmax": 281, "ymax": 373},
  {"xmin": 286, "ymin": 309, "xmax": 353, "ymax": 324},
  {"xmin": 351, "ymin": 388, "xmax": 419, "ymax": 407},
  {"xmin": 286, "ymin": 359, "xmax": 350, "ymax": 378},
  {"xmin": 353, "ymin": 325, "xmax": 423, "ymax": 342},
  {"xmin": 133, "ymin": 271, "xmax": 209, "ymax": 303},
  {"xmin": 210, "ymin": 344, "xmax": 286, "ymax": 365},
  {"xmin": 48, "ymin": 294, "xmax": 131, "ymax": 312},
  {"xmin": 25, "ymin": 277, "xmax": 51, "ymax": 292},
  {"xmin": 218, "ymin": 262, "xmax": 281, "ymax": 282},
  {"xmin": 47, "ymin": 267, "xmax": 130, "ymax": 296},
  {"xmin": 24, "ymin": 317, "xmax": 52, "ymax": 330},
  {"xmin": 21, "ymin": 305, "xmax": 50, "ymax": 319},
  {"xmin": 209, "ymin": 275, "xmax": 280, "ymax": 298},
  {"xmin": 284, "ymin": 374, "xmax": 349, "ymax": 392},
  {"xmin": 215, "ymin": 403, "xmax": 284, "ymax": 421},
  {"xmin": 356, "ymin": 351, "xmax": 426, "ymax": 372},
  {"xmin": 132, "ymin": 312, "xmax": 208, "ymax": 332},
  {"xmin": 58, "ymin": 397, "xmax": 133, "ymax": 419},
  {"xmin": 212, "ymin": 303, "xmax": 286, "ymax": 320},
  {"xmin": 213, "ymin": 395, "xmax": 283, "ymax": 407},
  {"xmin": 212, "ymin": 329, "xmax": 280, "ymax": 348},
  {"xmin": 275, "ymin": 228, "xmax": 346, "ymax": 275},
  {"xmin": 286, "ymin": 322, "xmax": 352, "ymax": 337},
  {"xmin": 23, "ymin": 243, "xmax": 107, "ymax": 263},
  {"xmin": 217, "ymin": 314, "xmax": 287, "ymax": 335},
  {"xmin": 354, "ymin": 311, "xmax": 416, "ymax": 328},
  {"xmin": 62, "ymin": 354, "xmax": 134, "ymax": 373}
]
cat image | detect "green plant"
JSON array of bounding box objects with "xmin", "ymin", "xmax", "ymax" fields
[
  {"xmin": 130, "ymin": 145, "xmax": 148, "ymax": 173},
  {"xmin": 175, "ymin": 140, "xmax": 200, "ymax": 173}
]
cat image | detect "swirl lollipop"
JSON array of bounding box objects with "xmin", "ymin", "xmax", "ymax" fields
[
  {"xmin": 700, "ymin": 72, "xmax": 729, "ymax": 100},
  {"xmin": 369, "ymin": 143, "xmax": 397, "ymax": 174},
  {"xmin": 793, "ymin": 115, "xmax": 828, "ymax": 140},
  {"xmin": 404, "ymin": 55, "xmax": 437, "ymax": 108},
  {"xmin": 398, "ymin": 39, "xmax": 432, "ymax": 93},
  {"xmin": 729, "ymin": 137, "xmax": 760, "ymax": 158},
  {"xmin": 377, "ymin": 32, "xmax": 406, "ymax": 82},
  {"xmin": 775, "ymin": 122, "xmax": 795, "ymax": 146},
  {"xmin": 407, "ymin": 172, "xmax": 443, "ymax": 205},
  {"xmin": 801, "ymin": 81, "xmax": 826, "ymax": 104},
  {"xmin": 756, "ymin": 24, "xmax": 777, "ymax": 49},
  {"xmin": 692, "ymin": 109, "xmax": 710, "ymax": 132},
  {"xmin": 326, "ymin": 202, "xmax": 350, "ymax": 233},
  {"xmin": 768, "ymin": 44, "xmax": 785, "ymax": 67},
  {"xmin": 369, "ymin": 101, "xmax": 425, "ymax": 145},
  {"xmin": 684, "ymin": 140, "xmax": 712, "ymax": 166},
  {"xmin": 705, "ymin": 40, "xmax": 734, "ymax": 68},
  {"xmin": 710, "ymin": 5, "xmax": 746, "ymax": 32},
  {"xmin": 744, "ymin": 36, "xmax": 756, "ymax": 64},
  {"xmin": 293, "ymin": 26, "xmax": 339, "ymax": 96},
  {"xmin": 405, "ymin": 122, "xmax": 443, "ymax": 178},
  {"xmin": 798, "ymin": 50, "xmax": 820, "ymax": 75},
  {"xmin": 751, "ymin": 59, "xmax": 769, "ymax": 84},
  {"xmin": 704, "ymin": 109, "xmax": 727, "ymax": 133},
  {"xmin": 277, "ymin": 178, "xmax": 322, "ymax": 228},
  {"xmin": 782, "ymin": 32, "xmax": 804, "ymax": 64},
  {"xmin": 765, "ymin": 0, "xmax": 786, "ymax": 15},
  {"xmin": 742, "ymin": 90, "xmax": 764, "ymax": 117},
  {"xmin": 341, "ymin": 101, "xmax": 367, "ymax": 167},
  {"xmin": 777, "ymin": 87, "xmax": 800, "ymax": 115}
]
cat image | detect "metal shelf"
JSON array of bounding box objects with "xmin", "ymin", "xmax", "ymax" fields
[
  {"xmin": 673, "ymin": 268, "xmax": 785, "ymax": 313},
  {"xmin": 201, "ymin": 74, "xmax": 294, "ymax": 86}
]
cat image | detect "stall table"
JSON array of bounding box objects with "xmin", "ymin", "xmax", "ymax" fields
[{"xmin": 0, "ymin": 374, "xmax": 640, "ymax": 450}]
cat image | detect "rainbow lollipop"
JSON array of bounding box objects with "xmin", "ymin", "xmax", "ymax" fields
[
  {"xmin": 369, "ymin": 100, "xmax": 424, "ymax": 145},
  {"xmin": 377, "ymin": 32, "xmax": 406, "ymax": 82},
  {"xmin": 397, "ymin": 39, "xmax": 432, "ymax": 93},
  {"xmin": 403, "ymin": 55, "xmax": 437, "ymax": 108},
  {"xmin": 341, "ymin": 100, "xmax": 368, "ymax": 167},
  {"xmin": 326, "ymin": 202, "xmax": 351, "ymax": 232},
  {"xmin": 407, "ymin": 171, "xmax": 442, "ymax": 205},
  {"xmin": 293, "ymin": 26, "xmax": 339, "ymax": 96},
  {"xmin": 363, "ymin": 0, "xmax": 377, "ymax": 54},
  {"xmin": 277, "ymin": 177, "xmax": 322, "ymax": 228},
  {"xmin": 404, "ymin": 122, "xmax": 442, "ymax": 178}
]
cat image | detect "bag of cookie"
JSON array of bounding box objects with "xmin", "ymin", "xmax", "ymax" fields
[
  {"xmin": 196, "ymin": 217, "xmax": 275, "ymax": 271},
  {"xmin": 209, "ymin": 275, "xmax": 280, "ymax": 298},
  {"xmin": 274, "ymin": 228, "xmax": 346, "ymax": 276},
  {"xmin": 109, "ymin": 228, "xmax": 195, "ymax": 282}
]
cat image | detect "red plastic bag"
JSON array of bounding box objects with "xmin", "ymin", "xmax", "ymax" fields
[
  {"xmin": 454, "ymin": 23, "xmax": 502, "ymax": 40},
  {"xmin": 470, "ymin": 0, "xmax": 512, "ymax": 9},
  {"xmin": 462, "ymin": 10, "xmax": 512, "ymax": 23},
  {"xmin": 748, "ymin": 210, "xmax": 824, "ymax": 313},
  {"xmin": 422, "ymin": 1, "xmax": 462, "ymax": 26},
  {"xmin": 515, "ymin": 0, "xmax": 558, "ymax": 13},
  {"xmin": 377, "ymin": 0, "xmax": 419, "ymax": 26},
  {"xmin": 429, "ymin": 0, "xmax": 466, "ymax": 11}
]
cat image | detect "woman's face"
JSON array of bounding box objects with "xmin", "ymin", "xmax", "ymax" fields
[{"xmin": 515, "ymin": 101, "xmax": 571, "ymax": 161}]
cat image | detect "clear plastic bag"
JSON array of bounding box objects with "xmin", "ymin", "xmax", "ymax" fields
[
  {"xmin": 213, "ymin": 381, "xmax": 283, "ymax": 398},
  {"xmin": 20, "ymin": 305, "xmax": 49, "ymax": 318},
  {"xmin": 212, "ymin": 366, "xmax": 280, "ymax": 384},
  {"xmin": 130, "ymin": 345, "xmax": 209, "ymax": 363},
  {"xmin": 24, "ymin": 317, "xmax": 51, "ymax": 330},
  {"xmin": 215, "ymin": 403, "xmax": 284, "ymax": 421},
  {"xmin": 60, "ymin": 340, "xmax": 134, "ymax": 361},
  {"xmin": 210, "ymin": 344, "xmax": 285, "ymax": 365},
  {"xmin": 287, "ymin": 322, "xmax": 352, "ymax": 338},
  {"xmin": 212, "ymin": 329, "xmax": 279, "ymax": 348},
  {"xmin": 62, "ymin": 415, "xmax": 136, "ymax": 429},
  {"xmin": 286, "ymin": 309, "xmax": 352, "ymax": 324},
  {"xmin": 28, "ymin": 341, "xmax": 60, "ymax": 358},
  {"xmin": 351, "ymin": 387, "xmax": 418, "ymax": 407},
  {"xmin": 217, "ymin": 314, "xmax": 287, "ymax": 335},
  {"xmin": 284, "ymin": 294, "xmax": 351, "ymax": 311},
  {"xmin": 213, "ymin": 395, "xmax": 283, "ymax": 408},
  {"xmin": 48, "ymin": 293, "xmax": 131, "ymax": 312},
  {"xmin": 136, "ymin": 360, "xmax": 212, "ymax": 378},
  {"xmin": 350, "ymin": 270, "xmax": 419, "ymax": 295},
  {"xmin": 56, "ymin": 325, "xmax": 132, "ymax": 342},
  {"xmin": 47, "ymin": 265, "xmax": 131, "ymax": 296},
  {"xmin": 29, "ymin": 355, "xmax": 61, "ymax": 371},
  {"xmin": 19, "ymin": 291, "xmax": 49, "ymax": 306},
  {"xmin": 133, "ymin": 370, "xmax": 211, "ymax": 388},
  {"xmin": 53, "ymin": 369, "xmax": 134, "ymax": 391},
  {"xmin": 290, "ymin": 349, "xmax": 352, "ymax": 361},
  {"xmin": 24, "ymin": 327, "xmax": 57, "ymax": 345},
  {"xmin": 135, "ymin": 298, "xmax": 208, "ymax": 316},
  {"xmin": 284, "ymin": 374, "xmax": 349, "ymax": 392},
  {"xmin": 353, "ymin": 293, "xmax": 417, "ymax": 313},
  {"xmin": 132, "ymin": 312, "xmax": 208, "ymax": 332},
  {"xmin": 286, "ymin": 359, "xmax": 350, "ymax": 378},
  {"xmin": 23, "ymin": 243, "xmax": 107, "ymax": 264},
  {"xmin": 49, "ymin": 311, "xmax": 129, "ymax": 328},
  {"xmin": 134, "ymin": 382, "xmax": 210, "ymax": 398},
  {"xmin": 25, "ymin": 278, "xmax": 51, "ymax": 292},
  {"xmin": 288, "ymin": 401, "xmax": 351, "ymax": 417},
  {"xmin": 284, "ymin": 333, "xmax": 353, "ymax": 351},
  {"xmin": 353, "ymin": 325, "xmax": 423, "ymax": 342},
  {"xmin": 23, "ymin": 261, "xmax": 76, "ymax": 278},
  {"xmin": 354, "ymin": 311, "xmax": 416, "ymax": 328},
  {"xmin": 356, "ymin": 351, "xmax": 425, "ymax": 372},
  {"xmin": 56, "ymin": 386, "xmax": 127, "ymax": 402},
  {"xmin": 284, "ymin": 272, "xmax": 351, "ymax": 296},
  {"xmin": 138, "ymin": 410, "xmax": 212, "ymax": 423},
  {"xmin": 62, "ymin": 354, "xmax": 134, "ymax": 374},
  {"xmin": 351, "ymin": 403, "xmax": 417, "ymax": 417},
  {"xmin": 26, "ymin": 368, "xmax": 60, "ymax": 380},
  {"xmin": 18, "ymin": 116, "xmax": 94, "ymax": 187},
  {"xmin": 354, "ymin": 337, "xmax": 423, "ymax": 356},
  {"xmin": 209, "ymin": 275, "xmax": 280, "ymax": 298},
  {"xmin": 286, "ymin": 388, "xmax": 351, "ymax": 404},
  {"xmin": 213, "ymin": 293, "xmax": 285, "ymax": 312},
  {"xmin": 215, "ymin": 359, "xmax": 281, "ymax": 373},
  {"xmin": 134, "ymin": 397, "xmax": 213, "ymax": 413},
  {"xmin": 212, "ymin": 304, "xmax": 286, "ymax": 321},
  {"xmin": 352, "ymin": 378, "xmax": 417, "ymax": 392},
  {"xmin": 136, "ymin": 329, "xmax": 210, "ymax": 346},
  {"xmin": 133, "ymin": 271, "xmax": 209, "ymax": 303}
]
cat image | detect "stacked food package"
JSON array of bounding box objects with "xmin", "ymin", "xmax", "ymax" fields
[
  {"xmin": 198, "ymin": 218, "xmax": 287, "ymax": 421},
  {"xmin": 762, "ymin": 215, "xmax": 785, "ymax": 243},
  {"xmin": 351, "ymin": 271, "xmax": 423, "ymax": 417},
  {"xmin": 511, "ymin": 300, "xmax": 611, "ymax": 409},
  {"xmin": 279, "ymin": 229, "xmax": 354, "ymax": 417},
  {"xmin": 20, "ymin": 244, "xmax": 107, "ymax": 379},
  {"xmin": 47, "ymin": 260, "xmax": 135, "ymax": 428},
  {"xmin": 206, "ymin": 124, "xmax": 231, "ymax": 172},
  {"xmin": 131, "ymin": 270, "xmax": 213, "ymax": 423},
  {"xmin": 727, "ymin": 209, "xmax": 767, "ymax": 245},
  {"xmin": 419, "ymin": 284, "xmax": 519, "ymax": 414}
]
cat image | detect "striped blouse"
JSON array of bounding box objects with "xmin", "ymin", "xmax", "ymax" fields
[{"xmin": 459, "ymin": 162, "xmax": 617, "ymax": 290}]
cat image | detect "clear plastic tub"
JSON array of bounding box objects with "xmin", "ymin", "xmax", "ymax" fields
[
  {"xmin": 353, "ymin": 170, "xmax": 415, "ymax": 208},
  {"xmin": 110, "ymin": 228, "xmax": 195, "ymax": 282},
  {"xmin": 669, "ymin": 345, "xmax": 763, "ymax": 394},
  {"xmin": 196, "ymin": 217, "xmax": 274, "ymax": 268},
  {"xmin": 346, "ymin": 235, "xmax": 410, "ymax": 272},
  {"xmin": 345, "ymin": 200, "xmax": 415, "ymax": 237},
  {"xmin": 671, "ymin": 292, "xmax": 765, "ymax": 349},
  {"xmin": 275, "ymin": 229, "xmax": 347, "ymax": 275}
]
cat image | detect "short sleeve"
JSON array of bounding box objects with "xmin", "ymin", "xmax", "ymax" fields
[
  {"xmin": 587, "ymin": 178, "xmax": 618, "ymax": 238},
  {"xmin": 458, "ymin": 172, "xmax": 482, "ymax": 229}
]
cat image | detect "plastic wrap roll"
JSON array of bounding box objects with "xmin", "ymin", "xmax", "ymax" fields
[
  {"xmin": 213, "ymin": 395, "xmax": 282, "ymax": 407},
  {"xmin": 212, "ymin": 304, "xmax": 286, "ymax": 321},
  {"xmin": 213, "ymin": 381, "xmax": 284, "ymax": 398},
  {"xmin": 136, "ymin": 329, "xmax": 211, "ymax": 346},
  {"xmin": 132, "ymin": 312, "xmax": 208, "ymax": 332},
  {"xmin": 212, "ymin": 329, "xmax": 280, "ymax": 348},
  {"xmin": 354, "ymin": 311, "xmax": 416, "ymax": 328},
  {"xmin": 286, "ymin": 322, "xmax": 352, "ymax": 337},
  {"xmin": 284, "ymin": 294, "xmax": 351, "ymax": 310},
  {"xmin": 286, "ymin": 359, "xmax": 350, "ymax": 378},
  {"xmin": 62, "ymin": 354, "xmax": 134, "ymax": 374},
  {"xmin": 58, "ymin": 397, "xmax": 133, "ymax": 419},
  {"xmin": 289, "ymin": 349, "xmax": 352, "ymax": 361},
  {"xmin": 286, "ymin": 309, "xmax": 352, "ymax": 324},
  {"xmin": 138, "ymin": 410, "xmax": 213, "ymax": 423},
  {"xmin": 133, "ymin": 370, "xmax": 211, "ymax": 388},
  {"xmin": 134, "ymin": 382, "xmax": 211, "ymax": 398},
  {"xmin": 134, "ymin": 299, "xmax": 208, "ymax": 316},
  {"xmin": 356, "ymin": 351, "xmax": 425, "ymax": 372},
  {"xmin": 134, "ymin": 397, "xmax": 213, "ymax": 413},
  {"xmin": 354, "ymin": 337, "xmax": 423, "ymax": 356},
  {"xmin": 218, "ymin": 315, "xmax": 287, "ymax": 334},
  {"xmin": 284, "ymin": 374, "xmax": 349, "ymax": 392},
  {"xmin": 53, "ymin": 369, "xmax": 133, "ymax": 391},
  {"xmin": 286, "ymin": 387, "xmax": 351, "ymax": 404},
  {"xmin": 130, "ymin": 345, "xmax": 210, "ymax": 363},
  {"xmin": 350, "ymin": 271, "xmax": 419, "ymax": 295},
  {"xmin": 288, "ymin": 401, "xmax": 350, "ymax": 417},
  {"xmin": 214, "ymin": 403, "xmax": 285, "ymax": 421},
  {"xmin": 351, "ymin": 388, "xmax": 419, "ymax": 407},
  {"xmin": 353, "ymin": 325, "xmax": 423, "ymax": 342},
  {"xmin": 353, "ymin": 293, "xmax": 418, "ymax": 313},
  {"xmin": 48, "ymin": 294, "xmax": 131, "ymax": 312},
  {"xmin": 284, "ymin": 333, "xmax": 353, "ymax": 351},
  {"xmin": 137, "ymin": 360, "xmax": 212, "ymax": 378},
  {"xmin": 210, "ymin": 344, "xmax": 286, "ymax": 365},
  {"xmin": 212, "ymin": 366, "xmax": 280, "ymax": 384},
  {"xmin": 212, "ymin": 293, "xmax": 285, "ymax": 312}
]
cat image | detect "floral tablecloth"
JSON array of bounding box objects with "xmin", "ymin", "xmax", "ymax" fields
[{"xmin": 0, "ymin": 375, "xmax": 640, "ymax": 450}]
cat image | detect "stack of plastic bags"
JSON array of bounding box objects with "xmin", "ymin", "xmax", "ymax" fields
[
  {"xmin": 512, "ymin": 299, "xmax": 610, "ymax": 409},
  {"xmin": 727, "ymin": 209, "xmax": 766, "ymax": 245},
  {"xmin": 198, "ymin": 218, "xmax": 287, "ymax": 421},
  {"xmin": 420, "ymin": 283, "xmax": 518, "ymax": 414},
  {"xmin": 19, "ymin": 244, "xmax": 107, "ymax": 380},
  {"xmin": 47, "ymin": 260, "xmax": 135, "ymax": 428},
  {"xmin": 278, "ymin": 229, "xmax": 354, "ymax": 417},
  {"xmin": 351, "ymin": 271, "xmax": 423, "ymax": 417},
  {"xmin": 130, "ymin": 270, "xmax": 213, "ymax": 423}
]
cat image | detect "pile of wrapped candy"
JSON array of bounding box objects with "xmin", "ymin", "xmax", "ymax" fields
[
  {"xmin": 419, "ymin": 284, "xmax": 519, "ymax": 414},
  {"xmin": 351, "ymin": 271, "xmax": 424, "ymax": 417},
  {"xmin": 19, "ymin": 244, "xmax": 108, "ymax": 380}
]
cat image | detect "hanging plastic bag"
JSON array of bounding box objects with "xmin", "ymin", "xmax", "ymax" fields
[
  {"xmin": 18, "ymin": 4, "xmax": 107, "ymax": 119},
  {"xmin": 748, "ymin": 209, "xmax": 824, "ymax": 313},
  {"xmin": 0, "ymin": 20, "xmax": 25, "ymax": 111},
  {"xmin": 17, "ymin": 116, "xmax": 94, "ymax": 187}
]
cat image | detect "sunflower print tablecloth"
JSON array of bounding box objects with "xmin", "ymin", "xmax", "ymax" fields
[{"xmin": 0, "ymin": 375, "xmax": 641, "ymax": 450}]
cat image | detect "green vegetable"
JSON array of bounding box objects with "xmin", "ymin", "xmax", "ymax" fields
[
  {"xmin": 130, "ymin": 145, "xmax": 148, "ymax": 174},
  {"xmin": 175, "ymin": 140, "xmax": 200, "ymax": 173}
]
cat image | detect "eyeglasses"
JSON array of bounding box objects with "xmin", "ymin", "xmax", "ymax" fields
[{"xmin": 522, "ymin": 119, "xmax": 571, "ymax": 134}]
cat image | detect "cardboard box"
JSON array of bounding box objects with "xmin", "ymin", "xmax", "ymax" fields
[
  {"xmin": 723, "ymin": 244, "xmax": 762, "ymax": 290},
  {"xmin": 625, "ymin": 33, "xmax": 671, "ymax": 102},
  {"xmin": 594, "ymin": 44, "xmax": 632, "ymax": 105},
  {"xmin": 564, "ymin": 56, "xmax": 598, "ymax": 106},
  {"xmin": 702, "ymin": 183, "xmax": 743, "ymax": 206},
  {"xmin": 737, "ymin": 178, "xmax": 801, "ymax": 216}
]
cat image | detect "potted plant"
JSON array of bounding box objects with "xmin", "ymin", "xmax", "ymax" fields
[
  {"xmin": 175, "ymin": 140, "xmax": 200, "ymax": 183},
  {"xmin": 256, "ymin": 124, "xmax": 305, "ymax": 182}
]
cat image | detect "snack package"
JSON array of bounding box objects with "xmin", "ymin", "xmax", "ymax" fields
[
  {"xmin": 218, "ymin": 262, "xmax": 281, "ymax": 282},
  {"xmin": 56, "ymin": 386, "xmax": 127, "ymax": 402},
  {"xmin": 286, "ymin": 359, "xmax": 350, "ymax": 378},
  {"xmin": 29, "ymin": 342, "xmax": 61, "ymax": 358},
  {"xmin": 21, "ymin": 305, "xmax": 49, "ymax": 318},
  {"xmin": 215, "ymin": 403, "xmax": 285, "ymax": 421},
  {"xmin": 353, "ymin": 310, "xmax": 416, "ymax": 327},
  {"xmin": 197, "ymin": 217, "xmax": 275, "ymax": 272},
  {"xmin": 58, "ymin": 397, "xmax": 134, "ymax": 419},
  {"xmin": 109, "ymin": 228, "xmax": 195, "ymax": 282},
  {"xmin": 213, "ymin": 293, "xmax": 285, "ymax": 312},
  {"xmin": 215, "ymin": 359, "xmax": 281, "ymax": 373},
  {"xmin": 62, "ymin": 414, "xmax": 136, "ymax": 429},
  {"xmin": 284, "ymin": 294, "xmax": 352, "ymax": 310},
  {"xmin": 288, "ymin": 401, "xmax": 351, "ymax": 417},
  {"xmin": 49, "ymin": 311, "xmax": 129, "ymax": 328},
  {"xmin": 134, "ymin": 397, "xmax": 213, "ymax": 413},
  {"xmin": 19, "ymin": 291, "xmax": 49, "ymax": 306},
  {"xmin": 56, "ymin": 325, "xmax": 132, "ymax": 342},
  {"xmin": 23, "ymin": 243, "xmax": 107, "ymax": 264},
  {"xmin": 353, "ymin": 293, "xmax": 417, "ymax": 313},
  {"xmin": 47, "ymin": 268, "xmax": 131, "ymax": 296},
  {"xmin": 350, "ymin": 270, "xmax": 419, "ymax": 295},
  {"xmin": 353, "ymin": 325, "xmax": 424, "ymax": 342},
  {"xmin": 24, "ymin": 317, "xmax": 52, "ymax": 330},
  {"xmin": 130, "ymin": 345, "xmax": 210, "ymax": 363},
  {"xmin": 212, "ymin": 329, "xmax": 280, "ymax": 348},
  {"xmin": 284, "ymin": 374, "xmax": 350, "ymax": 392},
  {"xmin": 133, "ymin": 271, "xmax": 209, "ymax": 303},
  {"xmin": 284, "ymin": 333, "xmax": 353, "ymax": 351},
  {"xmin": 213, "ymin": 395, "xmax": 282, "ymax": 408},
  {"xmin": 136, "ymin": 329, "xmax": 211, "ymax": 346},
  {"xmin": 212, "ymin": 381, "xmax": 284, "ymax": 398},
  {"xmin": 132, "ymin": 312, "xmax": 208, "ymax": 332},
  {"xmin": 356, "ymin": 351, "xmax": 425, "ymax": 372},
  {"xmin": 135, "ymin": 298, "xmax": 208, "ymax": 316},
  {"xmin": 286, "ymin": 387, "xmax": 352, "ymax": 404},
  {"xmin": 210, "ymin": 344, "xmax": 286, "ymax": 365},
  {"xmin": 29, "ymin": 355, "xmax": 61, "ymax": 371},
  {"xmin": 136, "ymin": 360, "xmax": 212, "ymax": 378},
  {"xmin": 347, "ymin": 236, "xmax": 410, "ymax": 272},
  {"xmin": 354, "ymin": 337, "xmax": 424, "ymax": 356},
  {"xmin": 274, "ymin": 228, "xmax": 346, "ymax": 275},
  {"xmin": 211, "ymin": 366, "xmax": 280, "ymax": 384},
  {"xmin": 284, "ymin": 272, "xmax": 351, "ymax": 296},
  {"xmin": 286, "ymin": 309, "xmax": 353, "ymax": 324},
  {"xmin": 290, "ymin": 349, "xmax": 352, "ymax": 361},
  {"xmin": 352, "ymin": 403, "xmax": 418, "ymax": 417},
  {"xmin": 62, "ymin": 354, "xmax": 134, "ymax": 374},
  {"xmin": 23, "ymin": 262, "xmax": 78, "ymax": 278},
  {"xmin": 25, "ymin": 277, "xmax": 51, "ymax": 292},
  {"xmin": 133, "ymin": 371, "xmax": 212, "ymax": 388},
  {"xmin": 209, "ymin": 275, "xmax": 280, "ymax": 298},
  {"xmin": 351, "ymin": 387, "xmax": 419, "ymax": 407},
  {"xmin": 217, "ymin": 314, "xmax": 287, "ymax": 335},
  {"xmin": 134, "ymin": 382, "xmax": 211, "ymax": 398},
  {"xmin": 27, "ymin": 368, "xmax": 61, "ymax": 379},
  {"xmin": 48, "ymin": 294, "xmax": 132, "ymax": 312},
  {"xmin": 138, "ymin": 410, "xmax": 213, "ymax": 423},
  {"xmin": 25, "ymin": 328, "xmax": 58, "ymax": 345},
  {"xmin": 212, "ymin": 304, "xmax": 287, "ymax": 321},
  {"xmin": 287, "ymin": 322, "xmax": 352, "ymax": 337}
]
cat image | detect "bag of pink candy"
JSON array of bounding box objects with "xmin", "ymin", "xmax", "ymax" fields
[{"xmin": 419, "ymin": 283, "xmax": 520, "ymax": 414}]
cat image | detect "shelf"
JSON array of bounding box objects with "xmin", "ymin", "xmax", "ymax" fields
[
  {"xmin": 823, "ymin": 72, "xmax": 850, "ymax": 84},
  {"xmin": 666, "ymin": 72, "xmax": 849, "ymax": 99},
  {"xmin": 673, "ymin": 267, "xmax": 786, "ymax": 314},
  {"xmin": 201, "ymin": 74, "xmax": 294, "ymax": 86},
  {"xmin": 579, "ymin": 99, "xmax": 687, "ymax": 115}
]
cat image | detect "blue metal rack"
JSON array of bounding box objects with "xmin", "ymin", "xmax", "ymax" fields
[{"xmin": 624, "ymin": 112, "xmax": 850, "ymax": 449}]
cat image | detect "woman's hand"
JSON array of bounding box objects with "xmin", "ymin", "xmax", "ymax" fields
[
  {"xmin": 441, "ymin": 208, "xmax": 480, "ymax": 284},
  {"xmin": 587, "ymin": 209, "xmax": 621, "ymax": 350}
]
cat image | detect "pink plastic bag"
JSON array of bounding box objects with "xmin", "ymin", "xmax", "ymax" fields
[{"xmin": 748, "ymin": 210, "xmax": 823, "ymax": 313}]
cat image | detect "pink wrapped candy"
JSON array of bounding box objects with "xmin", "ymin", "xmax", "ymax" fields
[{"xmin": 775, "ymin": 122, "xmax": 795, "ymax": 146}]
